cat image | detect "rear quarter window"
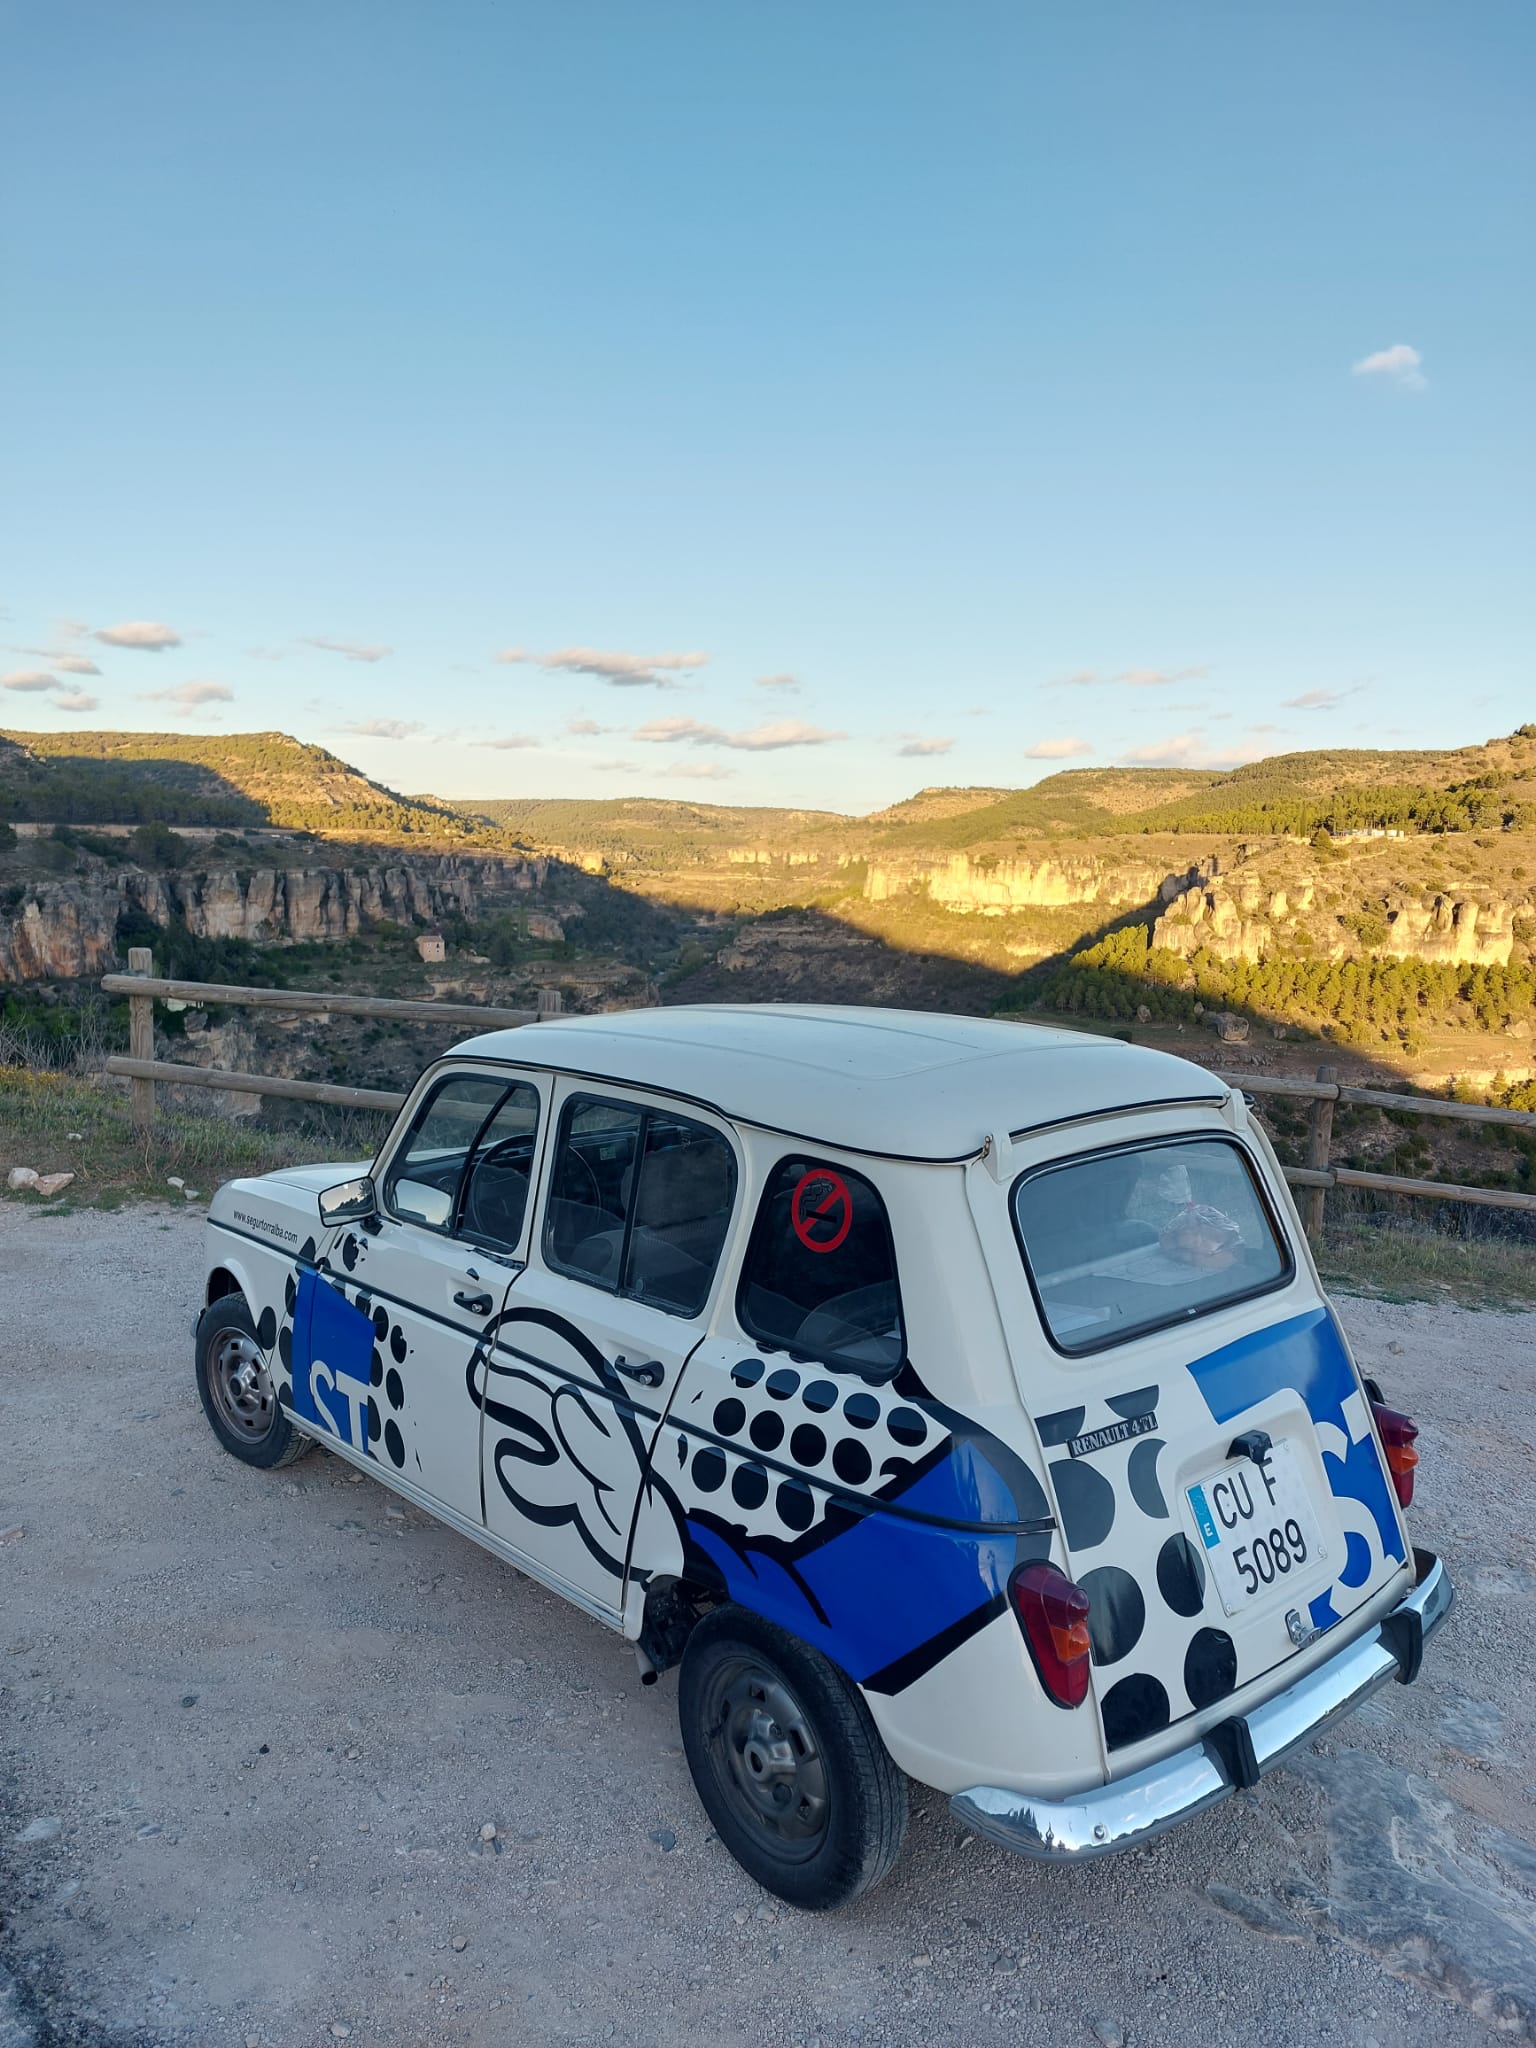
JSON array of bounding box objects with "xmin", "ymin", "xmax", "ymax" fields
[
  {"xmin": 1012, "ymin": 1135, "xmax": 1292, "ymax": 1357},
  {"xmin": 737, "ymin": 1158, "xmax": 905, "ymax": 1377}
]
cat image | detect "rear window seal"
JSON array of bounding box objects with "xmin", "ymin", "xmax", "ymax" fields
[{"xmin": 1009, "ymin": 1130, "xmax": 1295, "ymax": 1361}]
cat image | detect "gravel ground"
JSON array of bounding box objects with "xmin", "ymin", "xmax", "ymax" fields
[{"xmin": 2, "ymin": 1200, "xmax": 1535, "ymax": 2048}]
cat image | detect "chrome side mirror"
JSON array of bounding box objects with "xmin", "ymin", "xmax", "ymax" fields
[{"xmin": 318, "ymin": 1175, "xmax": 377, "ymax": 1228}]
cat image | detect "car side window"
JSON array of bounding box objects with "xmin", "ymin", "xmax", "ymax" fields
[
  {"xmin": 543, "ymin": 1095, "xmax": 737, "ymax": 1318},
  {"xmin": 383, "ymin": 1073, "xmax": 540, "ymax": 1252},
  {"xmin": 737, "ymin": 1157, "xmax": 906, "ymax": 1376}
]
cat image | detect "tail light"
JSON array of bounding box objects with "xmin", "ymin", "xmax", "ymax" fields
[
  {"xmin": 1372, "ymin": 1401, "xmax": 1419, "ymax": 1508},
  {"xmin": 1010, "ymin": 1562, "xmax": 1092, "ymax": 1708}
]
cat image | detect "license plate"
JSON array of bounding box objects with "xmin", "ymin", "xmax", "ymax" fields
[{"xmin": 1186, "ymin": 1442, "xmax": 1327, "ymax": 1617}]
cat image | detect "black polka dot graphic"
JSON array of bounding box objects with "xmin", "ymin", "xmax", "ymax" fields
[
  {"xmin": 353, "ymin": 1292, "xmax": 371, "ymax": 1321},
  {"xmin": 1080, "ymin": 1565, "xmax": 1146, "ymax": 1667},
  {"xmin": 383, "ymin": 1419, "xmax": 405, "ymax": 1469},
  {"xmin": 766, "ymin": 1369, "xmax": 800, "ymax": 1401},
  {"xmin": 278, "ymin": 1326, "xmax": 293, "ymax": 1368},
  {"xmin": 341, "ymin": 1236, "xmax": 358, "ymax": 1272},
  {"xmin": 1049, "ymin": 1458, "xmax": 1116, "ymax": 1552},
  {"xmin": 732, "ymin": 1463, "xmax": 769, "ymax": 1510},
  {"xmin": 299, "ymin": 1236, "xmax": 317, "ymax": 1263},
  {"xmin": 692, "ymin": 1448, "xmax": 726, "ymax": 1493},
  {"xmin": 277, "ymin": 1382, "xmax": 293, "ymax": 1409},
  {"xmin": 801, "ymin": 1380, "xmax": 838, "ymax": 1413},
  {"xmin": 372, "ymin": 1305, "xmax": 389, "ymax": 1341},
  {"xmin": 370, "ymin": 1346, "xmax": 384, "ymax": 1388},
  {"xmin": 1156, "ymin": 1533, "xmax": 1207, "ymax": 1618},
  {"xmin": 1127, "ymin": 1438, "xmax": 1169, "ymax": 1519},
  {"xmin": 730, "ymin": 1358, "xmax": 764, "ymax": 1387},
  {"xmin": 879, "ymin": 1456, "xmax": 913, "ymax": 1486},
  {"xmin": 367, "ymin": 1397, "xmax": 381, "ymax": 1442},
  {"xmin": 1184, "ymin": 1628, "xmax": 1238, "ymax": 1709},
  {"xmin": 1101, "ymin": 1672, "xmax": 1171, "ymax": 1752},
  {"xmin": 833, "ymin": 1439, "xmax": 872, "ymax": 1486},
  {"xmin": 284, "ymin": 1274, "xmax": 297, "ymax": 1312},
  {"xmin": 713, "ymin": 1397, "xmax": 745, "ymax": 1437},
  {"xmin": 1107, "ymin": 1385, "xmax": 1159, "ymax": 1421},
  {"xmin": 255, "ymin": 1306, "xmax": 277, "ymax": 1350},
  {"xmin": 1036, "ymin": 1406, "xmax": 1086, "ymax": 1448},
  {"xmin": 385, "ymin": 1368, "xmax": 404, "ymax": 1412},
  {"xmin": 776, "ymin": 1479, "xmax": 815, "ymax": 1531},
  {"xmin": 843, "ymin": 1393, "xmax": 879, "ymax": 1430},
  {"xmin": 390, "ymin": 1325, "xmax": 408, "ymax": 1364},
  {"xmin": 789, "ymin": 1424, "xmax": 827, "ymax": 1468},
  {"xmin": 886, "ymin": 1407, "xmax": 927, "ymax": 1448},
  {"xmin": 749, "ymin": 1411, "xmax": 784, "ymax": 1453}
]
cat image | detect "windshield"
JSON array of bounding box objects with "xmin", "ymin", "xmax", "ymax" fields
[{"xmin": 1012, "ymin": 1136, "xmax": 1291, "ymax": 1356}]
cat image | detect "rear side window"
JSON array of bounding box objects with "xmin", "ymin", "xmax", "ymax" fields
[
  {"xmin": 543, "ymin": 1096, "xmax": 737, "ymax": 1318},
  {"xmin": 1013, "ymin": 1136, "xmax": 1291, "ymax": 1357},
  {"xmin": 737, "ymin": 1158, "xmax": 905, "ymax": 1376},
  {"xmin": 384, "ymin": 1072, "xmax": 540, "ymax": 1251}
]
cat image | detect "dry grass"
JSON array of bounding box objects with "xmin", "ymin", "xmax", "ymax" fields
[{"xmin": 1316, "ymin": 1216, "xmax": 1536, "ymax": 1310}]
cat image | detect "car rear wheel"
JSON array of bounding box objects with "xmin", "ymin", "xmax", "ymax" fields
[
  {"xmin": 195, "ymin": 1296, "xmax": 313, "ymax": 1469},
  {"xmin": 679, "ymin": 1606, "xmax": 907, "ymax": 1910}
]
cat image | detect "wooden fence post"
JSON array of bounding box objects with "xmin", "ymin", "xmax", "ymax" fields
[
  {"xmin": 1302, "ymin": 1062, "xmax": 1337, "ymax": 1244},
  {"xmin": 537, "ymin": 987, "xmax": 563, "ymax": 1019},
  {"xmin": 126, "ymin": 946, "xmax": 156, "ymax": 1130}
]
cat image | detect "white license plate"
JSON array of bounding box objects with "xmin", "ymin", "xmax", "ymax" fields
[{"xmin": 1186, "ymin": 1442, "xmax": 1327, "ymax": 1617}]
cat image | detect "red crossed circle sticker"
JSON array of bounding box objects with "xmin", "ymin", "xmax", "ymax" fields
[{"xmin": 790, "ymin": 1168, "xmax": 853, "ymax": 1254}]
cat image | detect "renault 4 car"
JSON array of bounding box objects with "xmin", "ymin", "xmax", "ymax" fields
[{"xmin": 195, "ymin": 1005, "xmax": 1450, "ymax": 1908}]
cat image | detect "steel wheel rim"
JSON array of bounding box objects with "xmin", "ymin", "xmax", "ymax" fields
[
  {"xmin": 701, "ymin": 1657, "xmax": 830, "ymax": 1861},
  {"xmin": 208, "ymin": 1329, "xmax": 278, "ymax": 1442}
]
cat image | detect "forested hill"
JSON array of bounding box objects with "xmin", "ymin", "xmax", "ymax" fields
[{"xmin": 0, "ymin": 730, "xmax": 489, "ymax": 839}]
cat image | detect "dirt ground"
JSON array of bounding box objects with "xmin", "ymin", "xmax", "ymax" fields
[{"xmin": 2, "ymin": 1201, "xmax": 1535, "ymax": 2048}]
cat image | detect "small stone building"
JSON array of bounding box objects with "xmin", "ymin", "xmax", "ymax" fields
[{"xmin": 415, "ymin": 928, "xmax": 446, "ymax": 963}]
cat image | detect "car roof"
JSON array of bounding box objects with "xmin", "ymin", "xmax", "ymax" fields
[{"xmin": 447, "ymin": 1005, "xmax": 1229, "ymax": 1162}]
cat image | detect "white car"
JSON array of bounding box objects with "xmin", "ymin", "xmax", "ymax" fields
[{"xmin": 196, "ymin": 1005, "xmax": 1450, "ymax": 1908}]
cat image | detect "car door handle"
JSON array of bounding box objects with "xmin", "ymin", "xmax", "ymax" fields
[
  {"xmin": 454, "ymin": 1289, "xmax": 495, "ymax": 1316},
  {"xmin": 613, "ymin": 1356, "xmax": 665, "ymax": 1389}
]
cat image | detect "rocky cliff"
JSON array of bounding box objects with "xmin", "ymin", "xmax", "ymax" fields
[
  {"xmin": 0, "ymin": 854, "xmax": 548, "ymax": 983},
  {"xmin": 863, "ymin": 852, "xmax": 1209, "ymax": 915},
  {"xmin": 1152, "ymin": 878, "xmax": 1517, "ymax": 967}
]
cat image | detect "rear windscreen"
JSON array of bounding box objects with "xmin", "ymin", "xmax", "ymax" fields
[{"xmin": 1012, "ymin": 1137, "xmax": 1291, "ymax": 1356}]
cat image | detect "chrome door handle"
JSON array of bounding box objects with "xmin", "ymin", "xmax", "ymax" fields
[
  {"xmin": 454, "ymin": 1290, "xmax": 494, "ymax": 1315},
  {"xmin": 613, "ymin": 1356, "xmax": 665, "ymax": 1389}
]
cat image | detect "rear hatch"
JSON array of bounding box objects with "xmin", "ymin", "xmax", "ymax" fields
[{"xmin": 1005, "ymin": 1124, "xmax": 1410, "ymax": 1760}]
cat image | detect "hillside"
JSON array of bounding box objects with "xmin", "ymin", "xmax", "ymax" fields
[{"xmin": 0, "ymin": 730, "xmax": 493, "ymax": 841}]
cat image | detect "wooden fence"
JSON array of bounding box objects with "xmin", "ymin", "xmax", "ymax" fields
[{"xmin": 100, "ymin": 955, "xmax": 1536, "ymax": 1241}]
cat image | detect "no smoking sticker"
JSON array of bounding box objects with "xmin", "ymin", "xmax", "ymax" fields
[{"xmin": 790, "ymin": 1169, "xmax": 853, "ymax": 1254}]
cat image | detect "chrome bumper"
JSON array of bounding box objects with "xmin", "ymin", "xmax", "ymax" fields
[{"xmin": 952, "ymin": 1547, "xmax": 1453, "ymax": 1863}]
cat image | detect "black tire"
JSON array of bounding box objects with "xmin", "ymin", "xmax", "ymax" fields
[
  {"xmin": 195, "ymin": 1295, "xmax": 313, "ymax": 1469},
  {"xmin": 679, "ymin": 1606, "xmax": 908, "ymax": 1910}
]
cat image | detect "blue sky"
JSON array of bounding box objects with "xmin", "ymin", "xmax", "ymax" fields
[{"xmin": 2, "ymin": 1, "xmax": 1531, "ymax": 813}]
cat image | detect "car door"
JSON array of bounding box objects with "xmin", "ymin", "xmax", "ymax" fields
[
  {"xmin": 478, "ymin": 1081, "xmax": 740, "ymax": 1619},
  {"xmin": 325, "ymin": 1066, "xmax": 546, "ymax": 1527}
]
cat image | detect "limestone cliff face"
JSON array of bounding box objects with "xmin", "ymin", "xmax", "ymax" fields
[
  {"xmin": 864, "ymin": 852, "xmax": 1206, "ymax": 916},
  {"xmin": 1152, "ymin": 881, "xmax": 1516, "ymax": 967},
  {"xmin": 0, "ymin": 854, "xmax": 547, "ymax": 983}
]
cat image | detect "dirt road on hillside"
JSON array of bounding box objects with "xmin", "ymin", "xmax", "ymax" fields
[{"xmin": 2, "ymin": 1202, "xmax": 1535, "ymax": 2048}]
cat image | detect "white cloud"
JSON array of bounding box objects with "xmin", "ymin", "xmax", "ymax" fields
[
  {"xmin": 1281, "ymin": 688, "xmax": 1353, "ymax": 710},
  {"xmin": 94, "ymin": 620, "xmax": 182, "ymax": 651},
  {"xmin": 897, "ymin": 735, "xmax": 954, "ymax": 757},
  {"xmin": 1023, "ymin": 735, "xmax": 1093, "ymax": 759},
  {"xmin": 497, "ymin": 645, "xmax": 709, "ymax": 689},
  {"xmin": 1352, "ymin": 342, "xmax": 1426, "ymax": 391},
  {"xmin": 591, "ymin": 758, "xmax": 637, "ymax": 773},
  {"xmin": 485, "ymin": 734, "xmax": 539, "ymax": 750},
  {"xmin": 1062, "ymin": 666, "xmax": 1208, "ymax": 690},
  {"xmin": 661, "ymin": 760, "xmax": 735, "ymax": 781},
  {"xmin": 338, "ymin": 717, "xmax": 426, "ymax": 740},
  {"xmin": 141, "ymin": 680, "xmax": 235, "ymax": 706},
  {"xmin": 633, "ymin": 715, "xmax": 844, "ymax": 752},
  {"xmin": 2, "ymin": 669, "xmax": 60, "ymax": 692},
  {"xmin": 53, "ymin": 690, "xmax": 99, "ymax": 713},
  {"xmin": 1120, "ymin": 728, "xmax": 1268, "ymax": 768},
  {"xmin": 566, "ymin": 716, "xmax": 616, "ymax": 736},
  {"xmin": 303, "ymin": 635, "xmax": 393, "ymax": 663},
  {"xmin": 11, "ymin": 647, "xmax": 101, "ymax": 674},
  {"xmin": 755, "ymin": 672, "xmax": 800, "ymax": 693}
]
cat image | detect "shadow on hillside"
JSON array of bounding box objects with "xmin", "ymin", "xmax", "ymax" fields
[{"xmin": 0, "ymin": 748, "xmax": 271, "ymax": 829}]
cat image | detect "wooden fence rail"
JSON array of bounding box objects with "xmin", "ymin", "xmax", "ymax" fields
[{"xmin": 99, "ymin": 962, "xmax": 1536, "ymax": 1241}]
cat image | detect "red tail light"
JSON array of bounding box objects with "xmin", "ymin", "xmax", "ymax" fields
[
  {"xmin": 1010, "ymin": 1562, "xmax": 1092, "ymax": 1708},
  {"xmin": 1372, "ymin": 1401, "xmax": 1419, "ymax": 1508}
]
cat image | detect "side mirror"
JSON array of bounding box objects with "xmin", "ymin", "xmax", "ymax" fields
[{"xmin": 318, "ymin": 1175, "xmax": 377, "ymax": 1228}]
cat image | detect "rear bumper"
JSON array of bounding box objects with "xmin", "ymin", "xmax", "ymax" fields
[{"xmin": 951, "ymin": 1546, "xmax": 1452, "ymax": 1863}]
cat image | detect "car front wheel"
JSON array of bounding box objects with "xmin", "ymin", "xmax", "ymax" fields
[
  {"xmin": 195, "ymin": 1295, "xmax": 313, "ymax": 1469},
  {"xmin": 679, "ymin": 1606, "xmax": 908, "ymax": 1910}
]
